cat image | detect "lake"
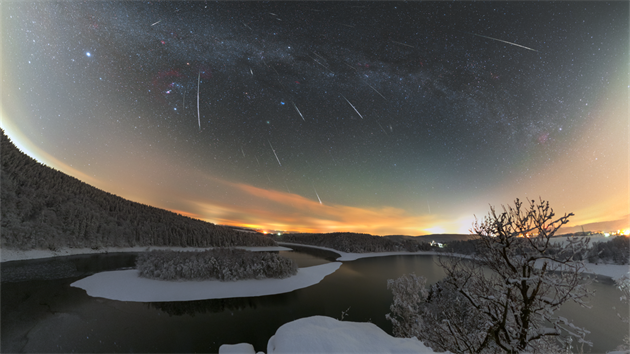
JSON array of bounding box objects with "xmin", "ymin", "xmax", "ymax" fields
[{"xmin": 1, "ymin": 247, "xmax": 627, "ymax": 353}]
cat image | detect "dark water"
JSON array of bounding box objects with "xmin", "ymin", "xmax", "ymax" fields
[{"xmin": 1, "ymin": 249, "xmax": 627, "ymax": 353}]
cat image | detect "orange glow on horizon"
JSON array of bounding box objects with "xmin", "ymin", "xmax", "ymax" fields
[
  {"xmin": 167, "ymin": 209, "xmax": 205, "ymax": 220},
  {"xmin": 184, "ymin": 181, "xmax": 453, "ymax": 235}
]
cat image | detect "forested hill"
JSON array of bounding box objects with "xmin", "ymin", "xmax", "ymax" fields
[{"xmin": 0, "ymin": 129, "xmax": 275, "ymax": 250}]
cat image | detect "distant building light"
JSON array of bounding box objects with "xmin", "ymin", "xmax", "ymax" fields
[{"xmin": 430, "ymin": 240, "xmax": 444, "ymax": 248}]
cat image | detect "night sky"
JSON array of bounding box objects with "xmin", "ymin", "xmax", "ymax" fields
[{"xmin": 2, "ymin": 2, "xmax": 628, "ymax": 235}]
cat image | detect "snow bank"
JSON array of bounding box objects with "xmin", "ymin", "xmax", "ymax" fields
[
  {"xmin": 219, "ymin": 315, "xmax": 437, "ymax": 353},
  {"xmin": 70, "ymin": 262, "xmax": 341, "ymax": 302},
  {"xmin": 578, "ymin": 262, "xmax": 629, "ymax": 279},
  {"xmin": 550, "ymin": 234, "xmax": 622, "ymax": 245},
  {"xmin": 0, "ymin": 245, "xmax": 292, "ymax": 263},
  {"xmin": 267, "ymin": 316, "xmax": 438, "ymax": 353},
  {"xmin": 218, "ymin": 343, "xmax": 262, "ymax": 354}
]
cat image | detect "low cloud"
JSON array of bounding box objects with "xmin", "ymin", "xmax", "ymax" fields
[{"xmin": 186, "ymin": 180, "xmax": 439, "ymax": 235}]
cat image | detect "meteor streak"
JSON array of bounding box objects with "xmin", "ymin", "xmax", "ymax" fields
[
  {"xmin": 313, "ymin": 186, "xmax": 323, "ymax": 205},
  {"xmin": 308, "ymin": 55, "xmax": 330, "ymax": 71},
  {"xmin": 374, "ymin": 118, "xmax": 388, "ymax": 135},
  {"xmin": 391, "ymin": 40, "xmax": 414, "ymax": 48},
  {"xmin": 151, "ymin": 20, "xmax": 162, "ymax": 26},
  {"xmin": 312, "ymin": 51, "xmax": 327, "ymax": 63},
  {"xmin": 364, "ymin": 82, "xmax": 386, "ymax": 100},
  {"xmin": 196, "ymin": 71, "xmax": 201, "ymax": 131},
  {"xmin": 268, "ymin": 140, "xmax": 281, "ymax": 166},
  {"xmin": 471, "ymin": 33, "xmax": 538, "ymax": 52},
  {"xmin": 292, "ymin": 102, "xmax": 305, "ymax": 121},
  {"xmin": 341, "ymin": 95, "xmax": 363, "ymax": 119}
]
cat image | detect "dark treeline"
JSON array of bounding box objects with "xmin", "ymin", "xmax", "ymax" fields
[
  {"xmin": 279, "ymin": 232, "xmax": 432, "ymax": 253},
  {"xmin": 586, "ymin": 236, "xmax": 629, "ymax": 265},
  {"xmin": 280, "ymin": 231, "xmax": 629, "ymax": 266},
  {"xmin": 136, "ymin": 249, "xmax": 298, "ymax": 281},
  {"xmin": 435, "ymin": 239, "xmax": 481, "ymax": 255},
  {"xmin": 437, "ymin": 236, "xmax": 629, "ymax": 265},
  {"xmin": 0, "ymin": 129, "xmax": 275, "ymax": 250}
]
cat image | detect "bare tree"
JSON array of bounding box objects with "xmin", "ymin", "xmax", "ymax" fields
[
  {"xmin": 386, "ymin": 273, "xmax": 427, "ymax": 338},
  {"xmin": 388, "ymin": 198, "xmax": 593, "ymax": 353},
  {"xmin": 613, "ymin": 274, "xmax": 630, "ymax": 351}
]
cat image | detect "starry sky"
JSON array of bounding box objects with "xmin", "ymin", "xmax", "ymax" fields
[{"xmin": 2, "ymin": 1, "xmax": 628, "ymax": 235}]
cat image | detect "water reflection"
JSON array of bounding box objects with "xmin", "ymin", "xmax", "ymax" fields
[
  {"xmin": 279, "ymin": 244, "xmax": 340, "ymax": 262},
  {"xmin": 1, "ymin": 253, "xmax": 138, "ymax": 283},
  {"xmin": 149, "ymin": 291, "xmax": 300, "ymax": 317}
]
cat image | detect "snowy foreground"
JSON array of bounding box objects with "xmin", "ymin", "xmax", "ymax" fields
[
  {"xmin": 219, "ymin": 315, "xmax": 442, "ymax": 354},
  {"xmin": 71, "ymin": 262, "xmax": 341, "ymax": 302}
]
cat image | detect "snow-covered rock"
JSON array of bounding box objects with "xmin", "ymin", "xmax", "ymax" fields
[
  {"xmin": 218, "ymin": 343, "xmax": 262, "ymax": 354},
  {"xmin": 267, "ymin": 315, "xmax": 440, "ymax": 353}
]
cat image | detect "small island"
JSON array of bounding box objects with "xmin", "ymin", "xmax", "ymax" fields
[{"xmin": 136, "ymin": 248, "xmax": 298, "ymax": 281}]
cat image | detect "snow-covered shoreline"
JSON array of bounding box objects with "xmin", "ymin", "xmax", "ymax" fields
[
  {"xmin": 0, "ymin": 245, "xmax": 292, "ymax": 263},
  {"xmin": 278, "ymin": 242, "xmax": 630, "ymax": 280},
  {"xmin": 278, "ymin": 241, "xmax": 447, "ymax": 261}
]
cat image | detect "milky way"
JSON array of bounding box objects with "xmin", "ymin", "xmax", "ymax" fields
[{"xmin": 2, "ymin": 2, "xmax": 628, "ymax": 234}]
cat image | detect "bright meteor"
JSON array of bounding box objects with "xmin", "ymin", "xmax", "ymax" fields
[
  {"xmin": 292, "ymin": 102, "xmax": 305, "ymax": 121},
  {"xmin": 196, "ymin": 71, "xmax": 201, "ymax": 131},
  {"xmin": 268, "ymin": 140, "xmax": 281, "ymax": 166},
  {"xmin": 471, "ymin": 33, "xmax": 539, "ymax": 52},
  {"xmin": 341, "ymin": 95, "xmax": 363, "ymax": 119}
]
